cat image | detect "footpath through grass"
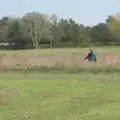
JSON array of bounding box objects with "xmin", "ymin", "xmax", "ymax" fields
[{"xmin": 0, "ymin": 72, "xmax": 120, "ymax": 120}]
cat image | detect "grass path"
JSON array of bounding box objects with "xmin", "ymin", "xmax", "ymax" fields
[
  {"xmin": 0, "ymin": 47, "xmax": 120, "ymax": 55},
  {"xmin": 0, "ymin": 72, "xmax": 120, "ymax": 119}
]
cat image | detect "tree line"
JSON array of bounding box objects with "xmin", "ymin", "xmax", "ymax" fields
[{"xmin": 0, "ymin": 12, "xmax": 119, "ymax": 49}]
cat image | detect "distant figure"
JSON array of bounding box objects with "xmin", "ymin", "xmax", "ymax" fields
[{"xmin": 84, "ymin": 49, "xmax": 97, "ymax": 63}]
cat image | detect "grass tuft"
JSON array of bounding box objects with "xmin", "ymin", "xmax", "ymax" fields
[{"xmin": 2, "ymin": 65, "xmax": 120, "ymax": 74}]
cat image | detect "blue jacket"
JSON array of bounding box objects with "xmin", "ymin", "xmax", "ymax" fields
[
  {"xmin": 84, "ymin": 51, "xmax": 97, "ymax": 62},
  {"xmin": 84, "ymin": 51, "xmax": 92, "ymax": 60},
  {"xmin": 92, "ymin": 52, "xmax": 96, "ymax": 61}
]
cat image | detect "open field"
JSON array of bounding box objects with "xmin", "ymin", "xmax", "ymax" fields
[
  {"xmin": 0, "ymin": 47, "xmax": 120, "ymax": 70},
  {"xmin": 0, "ymin": 47, "xmax": 120, "ymax": 55},
  {"xmin": 0, "ymin": 72, "xmax": 120, "ymax": 120},
  {"xmin": 0, "ymin": 47, "xmax": 120, "ymax": 119}
]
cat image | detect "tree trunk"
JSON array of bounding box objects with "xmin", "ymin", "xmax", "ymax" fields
[
  {"xmin": 50, "ymin": 41, "xmax": 53, "ymax": 48},
  {"xmin": 35, "ymin": 44, "xmax": 39, "ymax": 49}
]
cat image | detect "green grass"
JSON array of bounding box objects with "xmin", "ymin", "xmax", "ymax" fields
[
  {"xmin": 8, "ymin": 65, "xmax": 120, "ymax": 74},
  {"xmin": 0, "ymin": 72, "xmax": 120, "ymax": 120},
  {"xmin": 0, "ymin": 46, "xmax": 120, "ymax": 55}
]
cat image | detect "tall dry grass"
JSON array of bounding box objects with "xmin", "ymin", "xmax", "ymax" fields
[{"xmin": 0, "ymin": 52, "xmax": 119, "ymax": 69}]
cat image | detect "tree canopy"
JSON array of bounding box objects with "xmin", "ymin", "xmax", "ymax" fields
[{"xmin": 0, "ymin": 12, "xmax": 119, "ymax": 49}]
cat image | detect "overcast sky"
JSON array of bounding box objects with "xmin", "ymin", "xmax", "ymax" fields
[{"xmin": 0, "ymin": 0, "xmax": 119, "ymax": 26}]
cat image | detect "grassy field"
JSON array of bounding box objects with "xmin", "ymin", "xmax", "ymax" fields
[
  {"xmin": 0, "ymin": 47, "xmax": 120, "ymax": 55},
  {"xmin": 0, "ymin": 47, "xmax": 120, "ymax": 70},
  {"xmin": 0, "ymin": 72, "xmax": 120, "ymax": 120},
  {"xmin": 0, "ymin": 47, "xmax": 120, "ymax": 119}
]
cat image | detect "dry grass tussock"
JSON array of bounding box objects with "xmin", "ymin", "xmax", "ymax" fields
[
  {"xmin": 0, "ymin": 52, "xmax": 119, "ymax": 70},
  {"xmin": 0, "ymin": 88, "xmax": 21, "ymax": 104}
]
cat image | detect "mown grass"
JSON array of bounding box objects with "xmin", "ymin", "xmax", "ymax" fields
[
  {"xmin": 0, "ymin": 46, "xmax": 120, "ymax": 55},
  {"xmin": 0, "ymin": 72, "xmax": 120, "ymax": 120}
]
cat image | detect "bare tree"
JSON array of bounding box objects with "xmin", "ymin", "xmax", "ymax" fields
[{"xmin": 21, "ymin": 12, "xmax": 51, "ymax": 48}]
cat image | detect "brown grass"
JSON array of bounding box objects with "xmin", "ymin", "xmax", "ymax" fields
[
  {"xmin": 0, "ymin": 52, "xmax": 119, "ymax": 70},
  {"xmin": 0, "ymin": 88, "xmax": 21, "ymax": 104}
]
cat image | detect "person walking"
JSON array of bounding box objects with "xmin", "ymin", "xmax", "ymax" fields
[{"xmin": 84, "ymin": 49, "xmax": 97, "ymax": 63}]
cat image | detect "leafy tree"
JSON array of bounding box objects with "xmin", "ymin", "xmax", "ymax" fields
[
  {"xmin": 106, "ymin": 15, "xmax": 113, "ymax": 24},
  {"xmin": 68, "ymin": 18, "xmax": 81, "ymax": 46},
  {"xmin": 58, "ymin": 19, "xmax": 70, "ymax": 42},
  {"xmin": 90, "ymin": 23, "xmax": 112, "ymax": 44},
  {"xmin": 108, "ymin": 13, "xmax": 120, "ymax": 40},
  {"xmin": 0, "ymin": 16, "xmax": 10, "ymax": 43},
  {"xmin": 0, "ymin": 12, "xmax": 117, "ymax": 49},
  {"xmin": 49, "ymin": 14, "xmax": 61, "ymax": 47},
  {"xmin": 7, "ymin": 18, "xmax": 26, "ymax": 49},
  {"xmin": 21, "ymin": 12, "xmax": 52, "ymax": 48}
]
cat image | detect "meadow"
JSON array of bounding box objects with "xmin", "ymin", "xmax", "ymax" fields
[
  {"xmin": 0, "ymin": 47, "xmax": 120, "ymax": 120},
  {"xmin": 0, "ymin": 73, "xmax": 120, "ymax": 120},
  {"xmin": 0, "ymin": 47, "xmax": 120, "ymax": 71}
]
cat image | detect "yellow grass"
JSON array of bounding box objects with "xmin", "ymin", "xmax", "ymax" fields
[{"xmin": 0, "ymin": 47, "xmax": 120, "ymax": 69}]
